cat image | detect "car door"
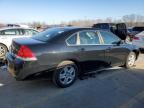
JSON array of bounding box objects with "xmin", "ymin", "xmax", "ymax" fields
[
  {"xmin": 75, "ymin": 30, "xmax": 106, "ymax": 72},
  {"xmin": 99, "ymin": 31, "xmax": 128, "ymax": 66}
]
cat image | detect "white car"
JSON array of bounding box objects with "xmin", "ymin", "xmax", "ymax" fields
[
  {"xmin": 132, "ymin": 31, "xmax": 144, "ymax": 51},
  {"xmin": 0, "ymin": 27, "xmax": 38, "ymax": 59}
]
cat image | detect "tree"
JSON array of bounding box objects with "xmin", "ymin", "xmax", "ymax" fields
[
  {"xmin": 122, "ymin": 14, "xmax": 144, "ymax": 27},
  {"xmin": 0, "ymin": 23, "xmax": 5, "ymax": 28}
]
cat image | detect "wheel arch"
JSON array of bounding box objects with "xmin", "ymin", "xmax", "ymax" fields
[
  {"xmin": 132, "ymin": 49, "xmax": 139, "ymax": 60},
  {"xmin": 57, "ymin": 59, "xmax": 82, "ymax": 75},
  {"xmin": 53, "ymin": 59, "xmax": 80, "ymax": 88}
]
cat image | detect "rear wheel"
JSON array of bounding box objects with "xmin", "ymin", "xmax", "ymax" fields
[
  {"xmin": 125, "ymin": 52, "xmax": 136, "ymax": 69},
  {"xmin": 53, "ymin": 61, "xmax": 78, "ymax": 88},
  {"xmin": 0, "ymin": 44, "xmax": 7, "ymax": 59}
]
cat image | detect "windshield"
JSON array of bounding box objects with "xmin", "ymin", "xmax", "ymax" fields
[{"xmin": 32, "ymin": 28, "xmax": 68, "ymax": 42}]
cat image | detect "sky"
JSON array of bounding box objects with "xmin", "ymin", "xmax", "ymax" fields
[{"xmin": 0, "ymin": 0, "xmax": 144, "ymax": 24}]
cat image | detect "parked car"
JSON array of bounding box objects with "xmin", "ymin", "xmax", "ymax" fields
[
  {"xmin": 132, "ymin": 31, "xmax": 144, "ymax": 52},
  {"xmin": 131, "ymin": 26, "xmax": 144, "ymax": 35},
  {"xmin": 6, "ymin": 27, "xmax": 139, "ymax": 88},
  {"xmin": 0, "ymin": 27, "xmax": 38, "ymax": 59},
  {"xmin": 127, "ymin": 27, "xmax": 133, "ymax": 33},
  {"xmin": 125, "ymin": 27, "xmax": 144, "ymax": 42},
  {"xmin": 92, "ymin": 23, "xmax": 132, "ymax": 42},
  {"xmin": 7, "ymin": 24, "xmax": 30, "ymax": 28}
]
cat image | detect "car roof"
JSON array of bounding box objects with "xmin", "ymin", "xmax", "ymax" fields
[
  {"xmin": 49, "ymin": 26, "xmax": 98, "ymax": 31},
  {"xmin": 0, "ymin": 27, "xmax": 38, "ymax": 31}
]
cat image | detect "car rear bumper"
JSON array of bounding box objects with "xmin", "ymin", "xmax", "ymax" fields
[
  {"xmin": 6, "ymin": 53, "xmax": 24, "ymax": 80},
  {"xmin": 6, "ymin": 52, "xmax": 54, "ymax": 80}
]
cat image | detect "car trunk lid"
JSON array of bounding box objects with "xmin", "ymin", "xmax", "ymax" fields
[{"xmin": 11, "ymin": 37, "xmax": 45, "ymax": 61}]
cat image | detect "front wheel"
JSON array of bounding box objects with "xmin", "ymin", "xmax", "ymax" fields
[
  {"xmin": 53, "ymin": 62, "xmax": 78, "ymax": 88},
  {"xmin": 125, "ymin": 52, "xmax": 136, "ymax": 69},
  {"xmin": 0, "ymin": 44, "xmax": 7, "ymax": 59}
]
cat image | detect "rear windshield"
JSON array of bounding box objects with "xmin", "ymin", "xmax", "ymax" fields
[{"xmin": 32, "ymin": 28, "xmax": 68, "ymax": 42}]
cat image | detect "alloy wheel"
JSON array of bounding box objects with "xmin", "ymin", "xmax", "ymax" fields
[
  {"xmin": 59, "ymin": 65, "xmax": 76, "ymax": 85},
  {"xmin": 127, "ymin": 54, "xmax": 136, "ymax": 67},
  {"xmin": 0, "ymin": 45, "xmax": 6, "ymax": 57}
]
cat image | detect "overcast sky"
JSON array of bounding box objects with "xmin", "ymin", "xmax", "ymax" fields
[{"xmin": 0, "ymin": 0, "xmax": 144, "ymax": 24}]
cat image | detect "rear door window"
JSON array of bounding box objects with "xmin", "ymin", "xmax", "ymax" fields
[{"xmin": 79, "ymin": 31, "xmax": 100, "ymax": 45}]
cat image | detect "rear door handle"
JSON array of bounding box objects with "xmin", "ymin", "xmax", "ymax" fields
[{"xmin": 79, "ymin": 48, "xmax": 85, "ymax": 51}]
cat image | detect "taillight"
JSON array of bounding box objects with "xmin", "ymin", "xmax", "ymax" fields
[
  {"xmin": 133, "ymin": 36, "xmax": 139, "ymax": 40},
  {"xmin": 16, "ymin": 45, "xmax": 37, "ymax": 61}
]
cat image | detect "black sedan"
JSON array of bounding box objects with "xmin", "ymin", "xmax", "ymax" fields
[{"xmin": 6, "ymin": 27, "xmax": 139, "ymax": 88}]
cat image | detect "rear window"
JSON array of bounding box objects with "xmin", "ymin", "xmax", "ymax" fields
[
  {"xmin": 32, "ymin": 28, "xmax": 68, "ymax": 42},
  {"xmin": 67, "ymin": 34, "xmax": 77, "ymax": 45}
]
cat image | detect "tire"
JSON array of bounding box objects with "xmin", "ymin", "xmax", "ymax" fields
[
  {"xmin": 0, "ymin": 44, "xmax": 8, "ymax": 59},
  {"xmin": 52, "ymin": 61, "xmax": 78, "ymax": 88},
  {"xmin": 125, "ymin": 52, "xmax": 136, "ymax": 69}
]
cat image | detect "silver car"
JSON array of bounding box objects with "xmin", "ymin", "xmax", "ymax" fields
[
  {"xmin": 132, "ymin": 31, "xmax": 144, "ymax": 51},
  {"xmin": 0, "ymin": 27, "xmax": 38, "ymax": 59}
]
